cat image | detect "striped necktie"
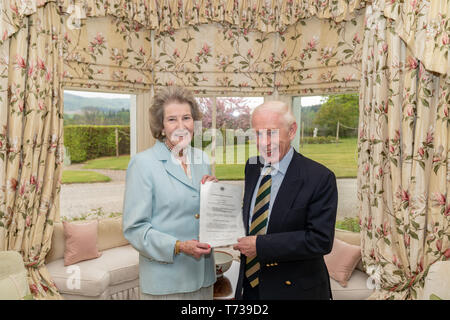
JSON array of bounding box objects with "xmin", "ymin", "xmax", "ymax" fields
[{"xmin": 245, "ymin": 166, "xmax": 272, "ymax": 288}]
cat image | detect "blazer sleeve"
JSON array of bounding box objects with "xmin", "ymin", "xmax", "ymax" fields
[
  {"xmin": 122, "ymin": 157, "xmax": 178, "ymax": 263},
  {"xmin": 256, "ymin": 170, "xmax": 338, "ymax": 263}
]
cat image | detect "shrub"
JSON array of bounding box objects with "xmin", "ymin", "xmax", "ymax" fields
[
  {"xmin": 64, "ymin": 125, "xmax": 130, "ymax": 163},
  {"xmin": 302, "ymin": 136, "xmax": 337, "ymax": 144}
]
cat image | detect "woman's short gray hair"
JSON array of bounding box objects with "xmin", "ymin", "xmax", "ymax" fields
[{"xmin": 149, "ymin": 86, "xmax": 202, "ymax": 141}]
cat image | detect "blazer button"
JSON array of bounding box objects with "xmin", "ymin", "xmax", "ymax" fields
[
  {"xmin": 285, "ymin": 281, "xmax": 292, "ymax": 286},
  {"xmin": 266, "ymin": 263, "xmax": 270, "ymax": 267},
  {"xmin": 194, "ymin": 213, "xmax": 200, "ymax": 219}
]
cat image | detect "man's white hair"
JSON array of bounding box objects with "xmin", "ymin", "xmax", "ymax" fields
[{"xmin": 251, "ymin": 100, "xmax": 296, "ymax": 127}]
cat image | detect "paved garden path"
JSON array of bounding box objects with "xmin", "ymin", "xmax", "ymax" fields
[
  {"xmin": 60, "ymin": 164, "xmax": 126, "ymax": 220},
  {"xmin": 60, "ymin": 164, "xmax": 358, "ymax": 220}
]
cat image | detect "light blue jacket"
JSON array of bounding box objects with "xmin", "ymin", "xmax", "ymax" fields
[{"xmin": 122, "ymin": 140, "xmax": 216, "ymax": 295}]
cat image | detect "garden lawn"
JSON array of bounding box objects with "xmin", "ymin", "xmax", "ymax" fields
[
  {"xmin": 298, "ymin": 138, "xmax": 358, "ymax": 178},
  {"xmin": 74, "ymin": 138, "xmax": 358, "ymax": 180},
  {"xmin": 62, "ymin": 170, "xmax": 111, "ymax": 184},
  {"xmin": 82, "ymin": 155, "xmax": 131, "ymax": 170},
  {"xmin": 210, "ymin": 138, "xmax": 358, "ymax": 179}
]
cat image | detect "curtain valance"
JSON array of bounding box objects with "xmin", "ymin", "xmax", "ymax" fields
[
  {"xmin": 379, "ymin": 0, "xmax": 449, "ymax": 75},
  {"xmin": 1, "ymin": 0, "xmax": 368, "ymax": 44}
]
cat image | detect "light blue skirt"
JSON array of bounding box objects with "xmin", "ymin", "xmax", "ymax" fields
[{"xmin": 140, "ymin": 285, "xmax": 213, "ymax": 300}]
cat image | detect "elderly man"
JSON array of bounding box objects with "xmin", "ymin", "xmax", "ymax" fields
[{"xmin": 233, "ymin": 101, "xmax": 338, "ymax": 300}]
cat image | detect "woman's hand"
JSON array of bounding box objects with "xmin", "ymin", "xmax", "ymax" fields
[
  {"xmin": 201, "ymin": 175, "xmax": 218, "ymax": 184},
  {"xmin": 179, "ymin": 239, "xmax": 211, "ymax": 259}
]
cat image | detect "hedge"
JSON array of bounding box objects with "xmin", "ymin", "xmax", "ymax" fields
[
  {"xmin": 64, "ymin": 125, "xmax": 130, "ymax": 163},
  {"xmin": 301, "ymin": 136, "xmax": 338, "ymax": 144}
]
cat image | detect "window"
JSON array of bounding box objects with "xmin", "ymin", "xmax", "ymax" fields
[{"xmin": 61, "ymin": 90, "xmax": 133, "ymax": 221}]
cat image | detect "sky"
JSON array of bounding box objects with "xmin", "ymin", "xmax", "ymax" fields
[
  {"xmin": 65, "ymin": 90, "xmax": 323, "ymax": 107},
  {"xmin": 65, "ymin": 90, "xmax": 131, "ymax": 99},
  {"xmin": 300, "ymin": 96, "xmax": 324, "ymax": 106}
]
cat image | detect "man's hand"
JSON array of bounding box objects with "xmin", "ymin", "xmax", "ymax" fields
[{"xmin": 233, "ymin": 236, "xmax": 257, "ymax": 257}]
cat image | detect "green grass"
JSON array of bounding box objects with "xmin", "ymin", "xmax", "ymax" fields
[
  {"xmin": 72, "ymin": 138, "xmax": 358, "ymax": 180},
  {"xmin": 82, "ymin": 155, "xmax": 131, "ymax": 170},
  {"xmin": 62, "ymin": 170, "xmax": 111, "ymax": 184},
  {"xmin": 299, "ymin": 138, "xmax": 358, "ymax": 178},
  {"xmin": 209, "ymin": 138, "xmax": 358, "ymax": 179},
  {"xmin": 215, "ymin": 164, "xmax": 246, "ymax": 180},
  {"xmin": 335, "ymin": 217, "xmax": 360, "ymax": 232}
]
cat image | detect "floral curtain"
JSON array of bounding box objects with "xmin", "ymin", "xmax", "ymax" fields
[
  {"xmin": 1, "ymin": 1, "xmax": 367, "ymax": 96},
  {"xmin": 0, "ymin": 0, "xmax": 368, "ymax": 39},
  {"xmin": 0, "ymin": 41, "xmax": 8, "ymax": 244},
  {"xmin": 383, "ymin": 0, "xmax": 449, "ymax": 77},
  {"xmin": 62, "ymin": 15, "xmax": 153, "ymax": 92},
  {"xmin": 357, "ymin": 2, "xmax": 449, "ymax": 300},
  {"xmin": 153, "ymin": 12, "xmax": 364, "ymax": 95},
  {"xmin": 0, "ymin": 3, "xmax": 63, "ymax": 299}
]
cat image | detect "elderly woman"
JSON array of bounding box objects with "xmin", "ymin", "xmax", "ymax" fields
[{"xmin": 123, "ymin": 86, "xmax": 217, "ymax": 300}]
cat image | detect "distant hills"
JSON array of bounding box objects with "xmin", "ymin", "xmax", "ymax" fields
[{"xmin": 64, "ymin": 92, "xmax": 130, "ymax": 114}]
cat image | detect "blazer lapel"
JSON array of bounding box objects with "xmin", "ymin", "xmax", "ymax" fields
[
  {"xmin": 188, "ymin": 148, "xmax": 205, "ymax": 192},
  {"xmin": 155, "ymin": 141, "xmax": 198, "ymax": 192},
  {"xmin": 243, "ymin": 159, "xmax": 264, "ymax": 233},
  {"xmin": 267, "ymin": 151, "xmax": 304, "ymax": 234}
]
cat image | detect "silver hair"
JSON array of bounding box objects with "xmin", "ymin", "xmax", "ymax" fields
[{"xmin": 251, "ymin": 101, "xmax": 296, "ymax": 128}]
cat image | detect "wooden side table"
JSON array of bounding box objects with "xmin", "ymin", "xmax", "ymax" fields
[{"xmin": 213, "ymin": 260, "xmax": 240, "ymax": 300}]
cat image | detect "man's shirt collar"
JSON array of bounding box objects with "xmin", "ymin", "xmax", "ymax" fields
[{"xmin": 261, "ymin": 146, "xmax": 294, "ymax": 176}]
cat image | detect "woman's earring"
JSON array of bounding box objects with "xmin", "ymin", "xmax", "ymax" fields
[{"xmin": 162, "ymin": 131, "xmax": 165, "ymax": 136}]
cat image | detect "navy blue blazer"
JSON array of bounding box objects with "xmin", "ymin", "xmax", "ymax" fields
[{"xmin": 235, "ymin": 150, "xmax": 338, "ymax": 300}]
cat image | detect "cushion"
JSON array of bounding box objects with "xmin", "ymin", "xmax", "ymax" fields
[
  {"xmin": 97, "ymin": 216, "xmax": 129, "ymax": 251},
  {"xmin": 63, "ymin": 220, "xmax": 101, "ymax": 266},
  {"xmin": 421, "ymin": 261, "xmax": 450, "ymax": 300},
  {"xmin": 46, "ymin": 245, "xmax": 139, "ymax": 297},
  {"xmin": 330, "ymin": 269, "xmax": 374, "ymax": 300},
  {"xmin": 59, "ymin": 280, "xmax": 140, "ymax": 300},
  {"xmin": 325, "ymin": 238, "xmax": 362, "ymax": 287},
  {"xmin": 46, "ymin": 222, "xmax": 65, "ymax": 263},
  {"xmin": 46, "ymin": 217, "xmax": 130, "ymax": 264},
  {"xmin": 0, "ymin": 251, "xmax": 31, "ymax": 300},
  {"xmin": 334, "ymin": 229, "xmax": 364, "ymax": 272}
]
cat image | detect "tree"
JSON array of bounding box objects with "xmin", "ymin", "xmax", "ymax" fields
[
  {"xmin": 197, "ymin": 97, "xmax": 252, "ymax": 131},
  {"xmin": 313, "ymin": 94, "xmax": 359, "ymax": 137},
  {"xmin": 64, "ymin": 107, "xmax": 130, "ymax": 126}
]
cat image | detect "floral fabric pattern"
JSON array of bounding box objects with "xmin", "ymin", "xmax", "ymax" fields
[
  {"xmin": 154, "ymin": 13, "xmax": 364, "ymax": 95},
  {"xmin": 358, "ymin": 4, "xmax": 449, "ymax": 300},
  {"xmin": 0, "ymin": 0, "xmax": 368, "ymax": 42},
  {"xmin": 0, "ymin": 3, "xmax": 63, "ymax": 299},
  {"xmin": 62, "ymin": 15, "xmax": 153, "ymax": 92}
]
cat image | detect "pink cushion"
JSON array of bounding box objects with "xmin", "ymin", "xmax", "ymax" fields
[
  {"xmin": 324, "ymin": 238, "xmax": 361, "ymax": 287},
  {"xmin": 63, "ymin": 220, "xmax": 101, "ymax": 266}
]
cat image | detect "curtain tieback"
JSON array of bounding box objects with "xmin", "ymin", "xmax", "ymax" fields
[{"xmin": 24, "ymin": 259, "xmax": 44, "ymax": 269}]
